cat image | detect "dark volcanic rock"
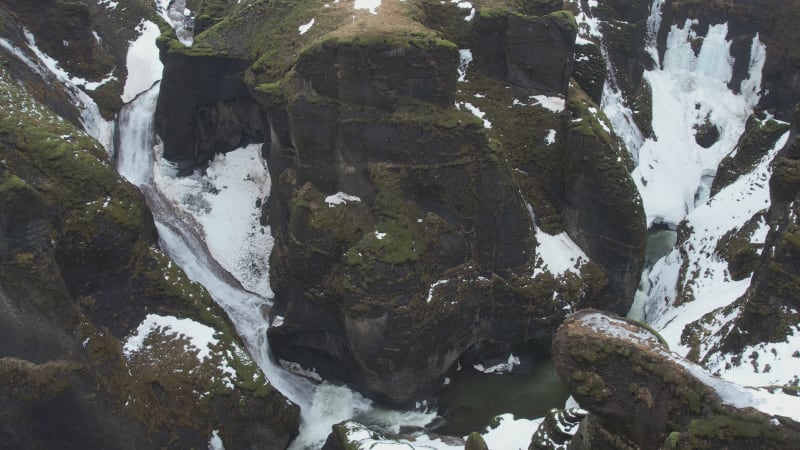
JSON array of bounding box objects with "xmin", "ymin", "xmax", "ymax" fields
[
  {"xmin": 658, "ymin": 0, "xmax": 800, "ymax": 120},
  {"xmin": 295, "ymin": 37, "xmax": 458, "ymax": 109},
  {"xmin": 562, "ymin": 87, "xmax": 647, "ymax": 307},
  {"xmin": 707, "ymin": 105, "xmax": 800, "ymax": 360},
  {"xmin": 154, "ymin": 50, "xmax": 265, "ymax": 171},
  {"xmin": 529, "ymin": 407, "xmax": 586, "ymax": 449},
  {"xmin": 0, "ymin": 61, "xmax": 298, "ymax": 448},
  {"xmin": 1, "ymin": 0, "xmax": 159, "ymax": 118},
  {"xmin": 473, "ymin": 10, "xmax": 577, "ymax": 93},
  {"xmin": 587, "ymin": 0, "xmax": 653, "ymax": 105},
  {"xmin": 712, "ymin": 113, "xmax": 790, "ymax": 196},
  {"xmin": 150, "ymin": 1, "xmax": 647, "ymax": 407},
  {"xmin": 551, "ymin": 310, "xmax": 800, "ymax": 450},
  {"xmin": 572, "ymin": 42, "xmax": 607, "ymax": 104}
]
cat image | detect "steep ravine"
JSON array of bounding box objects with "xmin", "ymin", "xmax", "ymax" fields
[
  {"xmin": 153, "ymin": 0, "xmax": 647, "ymax": 414},
  {"xmin": 4, "ymin": 0, "xmax": 800, "ymax": 449}
]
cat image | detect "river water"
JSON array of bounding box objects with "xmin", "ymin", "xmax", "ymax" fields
[
  {"xmin": 628, "ymin": 229, "xmax": 678, "ymax": 322},
  {"xmin": 108, "ymin": 2, "xmax": 583, "ymax": 447},
  {"xmin": 436, "ymin": 361, "xmax": 570, "ymax": 435}
]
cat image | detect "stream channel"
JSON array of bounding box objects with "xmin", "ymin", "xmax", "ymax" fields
[{"xmin": 111, "ymin": 2, "xmax": 680, "ymax": 444}]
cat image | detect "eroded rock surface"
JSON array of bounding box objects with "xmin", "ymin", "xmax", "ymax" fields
[
  {"xmin": 550, "ymin": 310, "xmax": 800, "ymax": 449},
  {"xmin": 149, "ymin": 1, "xmax": 646, "ymax": 406},
  {"xmin": 0, "ymin": 25, "xmax": 299, "ymax": 450}
]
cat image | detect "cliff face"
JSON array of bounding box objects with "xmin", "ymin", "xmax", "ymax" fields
[
  {"xmin": 658, "ymin": 0, "xmax": 800, "ymax": 121},
  {"xmin": 0, "ymin": 2, "xmax": 300, "ymax": 448},
  {"xmin": 149, "ymin": 1, "xmax": 646, "ymax": 406},
  {"xmin": 0, "ymin": 64, "xmax": 299, "ymax": 449},
  {"xmin": 708, "ymin": 106, "xmax": 800, "ymax": 362}
]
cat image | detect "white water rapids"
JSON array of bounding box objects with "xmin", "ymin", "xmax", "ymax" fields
[
  {"xmin": 115, "ymin": 84, "xmax": 439, "ymax": 450},
  {"xmin": 116, "ymin": 83, "xmax": 315, "ymax": 407}
]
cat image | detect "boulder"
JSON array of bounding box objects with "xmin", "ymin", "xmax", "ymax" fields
[{"xmin": 552, "ymin": 310, "xmax": 800, "ymax": 449}]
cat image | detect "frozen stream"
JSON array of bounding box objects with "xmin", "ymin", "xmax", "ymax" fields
[
  {"xmin": 107, "ymin": 1, "xmax": 562, "ymax": 448},
  {"xmin": 115, "ymin": 84, "xmax": 315, "ymax": 409},
  {"xmin": 115, "ymin": 85, "xmax": 446, "ymax": 449}
]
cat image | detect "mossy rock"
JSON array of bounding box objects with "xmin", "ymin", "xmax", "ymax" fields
[
  {"xmin": 573, "ymin": 42, "xmax": 607, "ymax": 104},
  {"xmin": 0, "ymin": 57, "xmax": 299, "ymax": 448},
  {"xmin": 714, "ymin": 114, "xmax": 790, "ymax": 195}
]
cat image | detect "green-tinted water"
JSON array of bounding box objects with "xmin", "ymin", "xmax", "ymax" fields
[{"xmin": 435, "ymin": 360, "xmax": 570, "ymax": 435}]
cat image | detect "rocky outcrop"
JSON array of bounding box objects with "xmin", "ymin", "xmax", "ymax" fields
[
  {"xmin": 529, "ymin": 407, "xmax": 587, "ymax": 449},
  {"xmin": 708, "ymin": 105, "xmax": 800, "ymax": 358},
  {"xmin": 149, "ymin": 1, "xmax": 647, "ymax": 407},
  {"xmin": 154, "ymin": 47, "xmax": 265, "ymax": 173},
  {"xmin": 1, "ymin": 0, "xmax": 160, "ymax": 118},
  {"xmin": 551, "ymin": 310, "xmax": 800, "ymax": 449},
  {"xmin": 562, "ymin": 87, "xmax": 647, "ymax": 305},
  {"xmin": 585, "ymin": 0, "xmax": 653, "ymax": 98},
  {"xmin": 265, "ymin": 35, "xmax": 548, "ymax": 403},
  {"xmin": 572, "ymin": 42, "xmax": 606, "ymax": 105},
  {"xmin": 472, "ymin": 10, "xmax": 577, "ymax": 93},
  {"xmin": 0, "ymin": 62, "xmax": 299, "ymax": 448},
  {"xmin": 712, "ymin": 113, "xmax": 790, "ymax": 196}
]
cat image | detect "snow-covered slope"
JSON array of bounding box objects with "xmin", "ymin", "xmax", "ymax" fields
[
  {"xmin": 599, "ymin": 2, "xmax": 800, "ymax": 392},
  {"xmin": 644, "ymin": 130, "xmax": 787, "ymax": 354}
]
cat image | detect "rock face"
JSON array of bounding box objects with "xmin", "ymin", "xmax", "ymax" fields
[
  {"xmin": 154, "ymin": 48, "xmax": 265, "ymax": 173},
  {"xmin": 1, "ymin": 0, "xmax": 160, "ymax": 118},
  {"xmin": 708, "ymin": 105, "xmax": 800, "ymax": 361},
  {"xmin": 0, "ymin": 28, "xmax": 298, "ymax": 450},
  {"xmin": 148, "ymin": 1, "xmax": 646, "ymax": 406},
  {"xmin": 551, "ymin": 310, "xmax": 800, "ymax": 449},
  {"xmin": 658, "ymin": 0, "xmax": 800, "ymax": 120}
]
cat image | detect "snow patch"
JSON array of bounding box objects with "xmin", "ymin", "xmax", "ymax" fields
[
  {"xmin": 354, "ymin": 0, "xmax": 381, "ymax": 14},
  {"xmin": 123, "ymin": 314, "xmax": 238, "ymax": 389},
  {"xmin": 299, "ymin": 18, "xmax": 315, "ymax": 35},
  {"xmin": 633, "ymin": 21, "xmax": 767, "ymax": 227},
  {"xmin": 645, "ymin": 132, "xmax": 788, "ymax": 357},
  {"xmin": 456, "ymin": 101, "xmax": 491, "ymax": 128},
  {"xmin": 20, "ymin": 30, "xmax": 113, "ymax": 153},
  {"xmin": 531, "ymin": 95, "xmax": 566, "ymax": 113},
  {"xmin": 706, "ymin": 319, "xmax": 800, "ymax": 387},
  {"xmin": 122, "ymin": 20, "xmax": 164, "ymax": 103},
  {"xmin": 0, "ymin": 38, "xmax": 46, "ymax": 78},
  {"xmin": 533, "ymin": 227, "xmax": 589, "ymax": 278},
  {"xmin": 482, "ymin": 414, "xmax": 545, "ymax": 450},
  {"xmin": 325, "ymin": 192, "xmax": 361, "ymax": 206},
  {"xmin": 426, "ymin": 279, "xmax": 449, "ymax": 303},
  {"xmin": 153, "ymin": 144, "xmax": 274, "ymax": 297},
  {"xmin": 155, "ymin": 0, "xmax": 194, "ymax": 46},
  {"xmin": 474, "ymin": 354, "xmax": 521, "ymax": 374},
  {"xmin": 449, "ymin": 1, "xmax": 475, "ymax": 21},
  {"xmin": 98, "ymin": 0, "xmax": 119, "ymax": 10},
  {"xmin": 545, "ymin": 129, "xmax": 557, "ymax": 146},
  {"xmin": 209, "ymin": 430, "xmax": 225, "ymax": 450}
]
